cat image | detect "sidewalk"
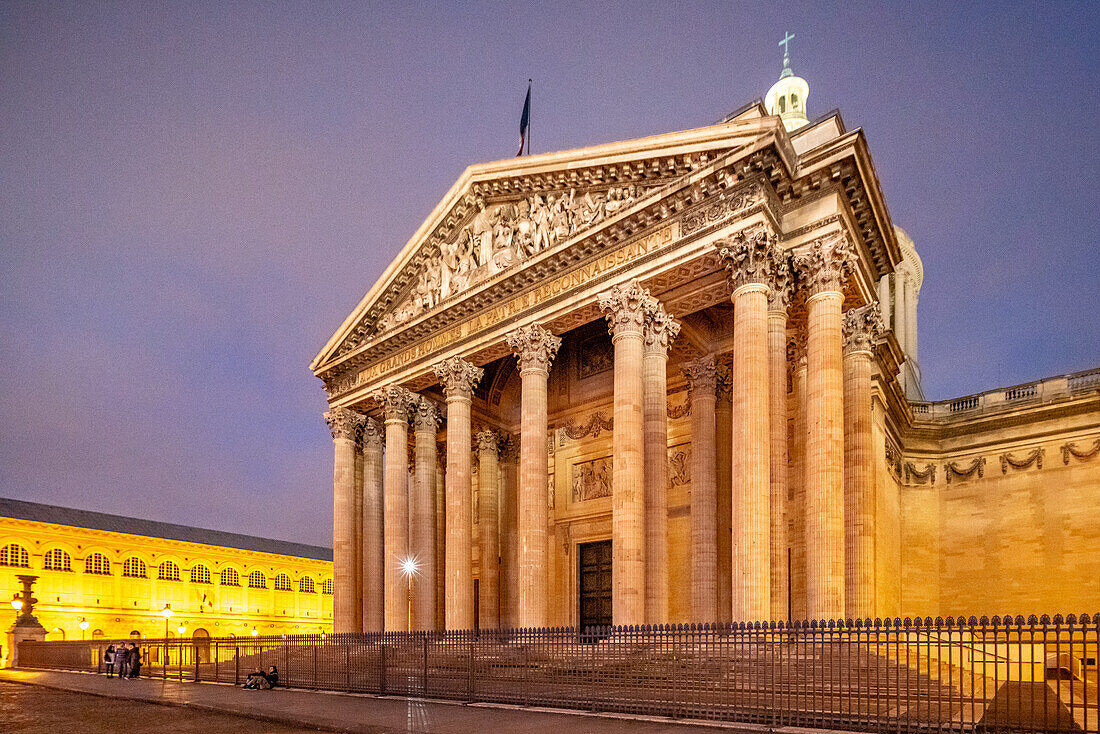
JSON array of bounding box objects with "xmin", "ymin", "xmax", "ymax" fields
[{"xmin": 0, "ymin": 669, "xmax": 818, "ymax": 734}]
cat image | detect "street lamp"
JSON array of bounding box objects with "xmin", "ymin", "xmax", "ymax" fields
[
  {"xmin": 176, "ymin": 624, "xmax": 186, "ymax": 636},
  {"xmin": 400, "ymin": 556, "xmax": 419, "ymax": 633},
  {"xmin": 250, "ymin": 627, "xmax": 258, "ymax": 637},
  {"xmin": 161, "ymin": 604, "xmax": 173, "ymax": 638},
  {"xmin": 11, "ymin": 598, "xmax": 22, "ymax": 612},
  {"xmin": 79, "ymin": 618, "xmax": 89, "ymax": 641}
]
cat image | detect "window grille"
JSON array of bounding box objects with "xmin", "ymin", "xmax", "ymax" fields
[
  {"xmin": 274, "ymin": 573, "xmax": 292, "ymax": 591},
  {"xmin": 0, "ymin": 543, "xmax": 30, "ymax": 568},
  {"xmin": 190, "ymin": 565, "xmax": 211, "ymax": 584},
  {"xmin": 84, "ymin": 553, "xmax": 111, "ymax": 575},
  {"xmin": 299, "ymin": 577, "xmax": 316, "ymax": 594},
  {"xmin": 220, "ymin": 568, "xmax": 240, "ymax": 586},
  {"xmin": 122, "ymin": 557, "xmax": 147, "ymax": 578},
  {"xmin": 158, "ymin": 560, "xmax": 180, "ymax": 581},
  {"xmin": 43, "ymin": 548, "xmax": 72, "ymax": 571},
  {"xmin": 321, "ymin": 578, "xmax": 334, "ymax": 595},
  {"xmin": 248, "ymin": 570, "xmax": 267, "ymax": 589}
]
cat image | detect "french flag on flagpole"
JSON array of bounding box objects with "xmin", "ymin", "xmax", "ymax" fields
[{"xmin": 516, "ymin": 81, "xmax": 531, "ymax": 157}]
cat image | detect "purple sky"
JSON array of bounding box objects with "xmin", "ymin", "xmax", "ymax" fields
[{"xmin": 1, "ymin": 2, "xmax": 1097, "ymax": 547}]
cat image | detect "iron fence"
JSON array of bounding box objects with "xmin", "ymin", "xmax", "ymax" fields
[{"xmin": 17, "ymin": 613, "xmax": 1099, "ymax": 733}]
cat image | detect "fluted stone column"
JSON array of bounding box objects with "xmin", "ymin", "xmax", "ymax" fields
[
  {"xmin": 353, "ymin": 433, "xmax": 364, "ymax": 631},
  {"xmin": 788, "ymin": 335, "xmax": 808, "ymax": 620},
  {"xmin": 843, "ymin": 305, "xmax": 885, "ymax": 618},
  {"xmin": 507, "ymin": 325, "xmax": 561, "ymax": 629},
  {"xmin": 793, "ymin": 234, "xmax": 854, "ymax": 619},
  {"xmin": 324, "ymin": 406, "xmax": 363, "ymax": 633},
  {"xmin": 361, "ymin": 418, "xmax": 385, "ymax": 632},
  {"xmin": 718, "ymin": 226, "xmax": 778, "ymax": 621},
  {"xmin": 434, "ymin": 453, "xmax": 445, "ymax": 630},
  {"xmin": 767, "ymin": 260, "xmax": 792, "ymax": 621},
  {"xmin": 683, "ymin": 355, "xmax": 717, "ymax": 621},
  {"xmin": 433, "ymin": 357, "xmax": 483, "ymax": 630},
  {"xmin": 715, "ymin": 364, "xmax": 733, "ymax": 623},
  {"xmin": 599, "ymin": 281, "xmax": 652, "ymax": 626},
  {"xmin": 411, "ymin": 397, "xmax": 440, "ymax": 631},
  {"xmin": 499, "ymin": 437, "xmax": 519, "ymax": 628},
  {"xmin": 374, "ymin": 385, "xmax": 413, "ymax": 631},
  {"xmin": 476, "ymin": 430, "xmax": 501, "ymax": 629},
  {"xmin": 893, "ymin": 271, "xmax": 908, "ymax": 360},
  {"xmin": 642, "ymin": 303, "xmax": 679, "ymax": 624}
]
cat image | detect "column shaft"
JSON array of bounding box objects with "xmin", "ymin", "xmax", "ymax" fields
[
  {"xmin": 477, "ymin": 432, "xmax": 501, "ymax": 629},
  {"xmin": 893, "ymin": 273, "xmax": 908, "ymax": 359},
  {"xmin": 444, "ymin": 395, "xmax": 473, "ymax": 630},
  {"xmin": 844, "ymin": 350, "xmax": 874, "ymax": 618},
  {"xmin": 804, "ymin": 292, "xmax": 846, "ymax": 618},
  {"xmin": 642, "ymin": 306, "xmax": 677, "ymax": 624},
  {"xmin": 499, "ymin": 447, "xmax": 519, "ymax": 628},
  {"xmin": 790, "ymin": 348, "xmax": 808, "ymax": 620},
  {"xmin": 411, "ymin": 400, "xmax": 439, "ymax": 631},
  {"xmin": 767, "ymin": 311, "xmax": 789, "ymax": 620},
  {"xmin": 612, "ymin": 329, "xmax": 645, "ymax": 625},
  {"xmin": 730, "ymin": 285, "xmax": 771, "ymax": 621},
  {"xmin": 382, "ymin": 408, "xmax": 410, "ymax": 631},
  {"xmin": 715, "ymin": 367, "xmax": 733, "ymax": 624},
  {"xmin": 434, "ymin": 456, "xmax": 445, "ymax": 630},
  {"xmin": 362, "ymin": 420, "xmax": 385, "ymax": 632},
  {"xmin": 685, "ymin": 357, "xmax": 717, "ymax": 621},
  {"xmin": 353, "ymin": 442, "xmax": 364, "ymax": 631},
  {"xmin": 331, "ymin": 435, "xmax": 356, "ymax": 633}
]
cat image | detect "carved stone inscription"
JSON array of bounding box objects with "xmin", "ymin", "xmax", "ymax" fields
[{"xmin": 571, "ymin": 456, "xmax": 613, "ymax": 502}]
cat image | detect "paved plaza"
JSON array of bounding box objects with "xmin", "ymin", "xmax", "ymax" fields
[{"xmin": 0, "ymin": 670, "xmax": 764, "ymax": 734}]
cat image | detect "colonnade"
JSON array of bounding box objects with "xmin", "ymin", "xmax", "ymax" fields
[{"xmin": 325, "ymin": 225, "xmax": 885, "ymax": 632}]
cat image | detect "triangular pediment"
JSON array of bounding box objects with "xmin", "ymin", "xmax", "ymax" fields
[{"xmin": 312, "ymin": 118, "xmax": 790, "ymax": 376}]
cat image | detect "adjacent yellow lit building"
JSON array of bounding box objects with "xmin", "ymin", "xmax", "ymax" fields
[{"xmin": 1, "ymin": 497, "xmax": 333, "ymax": 664}]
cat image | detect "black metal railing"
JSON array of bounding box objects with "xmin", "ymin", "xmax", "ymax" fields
[{"xmin": 17, "ymin": 613, "xmax": 1099, "ymax": 733}]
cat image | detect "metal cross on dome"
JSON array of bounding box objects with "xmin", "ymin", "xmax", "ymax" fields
[{"xmin": 779, "ymin": 31, "xmax": 795, "ymax": 63}]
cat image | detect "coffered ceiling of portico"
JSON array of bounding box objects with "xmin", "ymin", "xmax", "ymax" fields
[{"xmin": 314, "ymin": 112, "xmax": 903, "ymax": 406}]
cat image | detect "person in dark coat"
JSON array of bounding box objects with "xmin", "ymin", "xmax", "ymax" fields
[
  {"xmin": 116, "ymin": 643, "xmax": 130, "ymax": 679},
  {"xmin": 243, "ymin": 665, "xmax": 278, "ymax": 690},
  {"xmin": 127, "ymin": 642, "xmax": 142, "ymax": 678},
  {"xmin": 104, "ymin": 645, "xmax": 116, "ymax": 678}
]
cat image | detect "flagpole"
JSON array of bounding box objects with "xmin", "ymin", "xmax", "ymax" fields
[{"xmin": 527, "ymin": 78, "xmax": 532, "ymax": 155}]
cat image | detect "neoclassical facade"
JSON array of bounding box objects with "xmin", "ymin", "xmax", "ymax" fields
[{"xmin": 313, "ymin": 64, "xmax": 1099, "ymax": 633}]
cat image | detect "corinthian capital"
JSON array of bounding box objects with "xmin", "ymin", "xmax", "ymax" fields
[
  {"xmin": 411, "ymin": 396, "xmax": 442, "ymax": 432},
  {"xmin": 506, "ymin": 323, "xmax": 562, "ymax": 374},
  {"xmin": 843, "ymin": 304, "xmax": 887, "ymax": 355},
  {"xmin": 361, "ymin": 417, "xmax": 384, "ymax": 449},
  {"xmin": 598, "ymin": 280, "xmax": 655, "ymax": 338},
  {"xmin": 475, "ymin": 429, "xmax": 501, "ymax": 454},
  {"xmin": 768, "ymin": 253, "xmax": 793, "ymax": 312},
  {"xmin": 642, "ymin": 300, "xmax": 681, "ymax": 354},
  {"xmin": 433, "ymin": 357, "xmax": 483, "ymax": 398},
  {"xmin": 682, "ymin": 355, "xmax": 717, "ymax": 395},
  {"xmin": 372, "ymin": 384, "xmax": 415, "ymax": 422},
  {"xmin": 715, "ymin": 362, "xmax": 732, "ymax": 403},
  {"xmin": 717, "ymin": 224, "xmax": 780, "ymax": 294},
  {"xmin": 792, "ymin": 233, "xmax": 855, "ymax": 296},
  {"xmin": 324, "ymin": 406, "xmax": 363, "ymax": 441}
]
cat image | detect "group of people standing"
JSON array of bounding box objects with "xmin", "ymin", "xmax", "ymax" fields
[{"xmin": 103, "ymin": 642, "xmax": 141, "ymax": 679}]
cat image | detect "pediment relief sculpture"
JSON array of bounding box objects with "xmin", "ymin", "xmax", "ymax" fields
[{"xmin": 374, "ymin": 185, "xmax": 649, "ymax": 336}]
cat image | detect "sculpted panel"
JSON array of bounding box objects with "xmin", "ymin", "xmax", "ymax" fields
[
  {"xmin": 571, "ymin": 456, "xmax": 613, "ymax": 502},
  {"xmin": 378, "ymin": 186, "xmax": 646, "ymax": 334}
]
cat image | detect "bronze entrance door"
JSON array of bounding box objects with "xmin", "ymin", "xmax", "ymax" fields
[{"xmin": 578, "ymin": 540, "xmax": 612, "ymax": 633}]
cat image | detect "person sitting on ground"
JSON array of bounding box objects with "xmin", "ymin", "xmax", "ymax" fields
[{"xmin": 243, "ymin": 665, "xmax": 279, "ymax": 690}]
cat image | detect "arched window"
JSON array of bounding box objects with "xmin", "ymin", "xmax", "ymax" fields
[
  {"xmin": 92, "ymin": 629, "xmax": 105, "ymax": 639},
  {"xmin": 158, "ymin": 561, "xmax": 180, "ymax": 581},
  {"xmin": 129, "ymin": 630, "xmax": 141, "ymax": 639},
  {"xmin": 0, "ymin": 543, "xmax": 30, "ymax": 568},
  {"xmin": 84, "ymin": 553, "xmax": 111, "ymax": 575},
  {"xmin": 791, "ymin": 93, "xmax": 799, "ymax": 110},
  {"xmin": 778, "ymin": 96, "xmax": 786, "ymax": 113},
  {"xmin": 43, "ymin": 548, "xmax": 72, "ymax": 571},
  {"xmin": 248, "ymin": 570, "xmax": 267, "ymax": 589},
  {"xmin": 220, "ymin": 568, "xmax": 240, "ymax": 586},
  {"xmin": 321, "ymin": 578, "xmax": 334, "ymax": 595},
  {"xmin": 122, "ymin": 557, "xmax": 147, "ymax": 578},
  {"xmin": 299, "ymin": 577, "xmax": 316, "ymax": 594},
  {"xmin": 274, "ymin": 573, "xmax": 292, "ymax": 591},
  {"xmin": 190, "ymin": 565, "xmax": 211, "ymax": 584}
]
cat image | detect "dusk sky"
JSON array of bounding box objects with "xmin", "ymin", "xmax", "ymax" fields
[{"xmin": 1, "ymin": 2, "xmax": 1097, "ymax": 547}]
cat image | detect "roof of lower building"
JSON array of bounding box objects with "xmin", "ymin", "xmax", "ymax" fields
[{"xmin": 0, "ymin": 497, "xmax": 333, "ymax": 562}]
